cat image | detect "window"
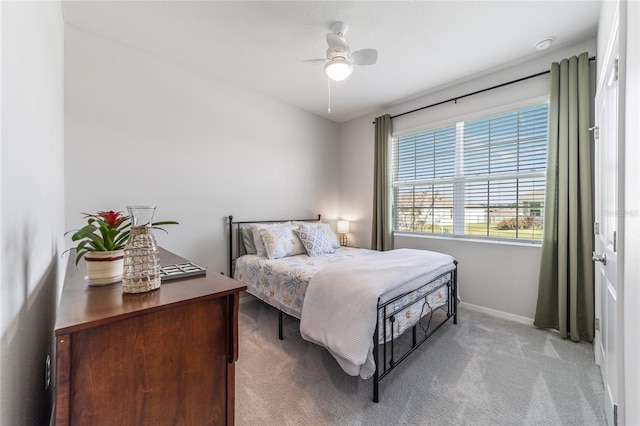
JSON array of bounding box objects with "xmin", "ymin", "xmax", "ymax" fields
[{"xmin": 392, "ymin": 104, "xmax": 548, "ymax": 241}]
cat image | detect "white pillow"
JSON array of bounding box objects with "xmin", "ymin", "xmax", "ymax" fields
[
  {"xmin": 250, "ymin": 222, "xmax": 292, "ymax": 257},
  {"xmin": 294, "ymin": 226, "xmax": 335, "ymax": 257},
  {"xmin": 259, "ymin": 226, "xmax": 306, "ymax": 259},
  {"xmin": 298, "ymin": 222, "xmax": 340, "ymax": 249}
]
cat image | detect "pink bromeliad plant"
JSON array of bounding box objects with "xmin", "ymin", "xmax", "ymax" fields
[{"xmin": 66, "ymin": 210, "xmax": 177, "ymax": 265}]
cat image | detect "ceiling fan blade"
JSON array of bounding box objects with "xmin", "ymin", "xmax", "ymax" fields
[
  {"xmin": 352, "ymin": 49, "xmax": 378, "ymax": 66},
  {"xmin": 326, "ymin": 33, "xmax": 348, "ymax": 50},
  {"xmin": 302, "ymin": 59, "xmax": 326, "ymax": 64}
]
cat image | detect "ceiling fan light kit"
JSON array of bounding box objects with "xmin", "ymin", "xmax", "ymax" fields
[
  {"xmin": 302, "ymin": 21, "xmax": 379, "ymax": 113},
  {"xmin": 325, "ymin": 57, "xmax": 353, "ymax": 81}
]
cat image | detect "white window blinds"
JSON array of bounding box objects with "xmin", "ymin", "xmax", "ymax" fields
[{"xmin": 392, "ymin": 104, "xmax": 548, "ymax": 241}]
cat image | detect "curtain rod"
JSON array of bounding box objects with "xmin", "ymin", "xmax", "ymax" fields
[{"xmin": 373, "ymin": 55, "xmax": 596, "ymax": 123}]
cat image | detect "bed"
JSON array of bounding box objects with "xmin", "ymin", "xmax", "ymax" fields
[{"xmin": 228, "ymin": 215, "xmax": 458, "ymax": 402}]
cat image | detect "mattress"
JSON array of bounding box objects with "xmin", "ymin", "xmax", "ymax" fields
[{"xmin": 234, "ymin": 247, "xmax": 454, "ymax": 343}]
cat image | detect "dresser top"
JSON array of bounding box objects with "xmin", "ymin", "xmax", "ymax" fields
[{"xmin": 55, "ymin": 248, "xmax": 246, "ymax": 335}]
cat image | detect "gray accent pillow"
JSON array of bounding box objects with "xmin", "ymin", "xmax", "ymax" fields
[{"xmin": 241, "ymin": 227, "xmax": 257, "ymax": 255}]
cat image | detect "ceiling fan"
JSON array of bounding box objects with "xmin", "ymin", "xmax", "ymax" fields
[{"xmin": 304, "ymin": 22, "xmax": 378, "ymax": 81}]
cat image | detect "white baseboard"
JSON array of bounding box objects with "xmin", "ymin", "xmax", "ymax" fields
[
  {"xmin": 459, "ymin": 302, "xmax": 534, "ymax": 326},
  {"xmin": 239, "ymin": 292, "xmax": 533, "ymax": 325}
]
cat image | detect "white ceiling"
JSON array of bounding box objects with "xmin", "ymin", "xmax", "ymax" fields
[{"xmin": 61, "ymin": 0, "xmax": 601, "ymax": 123}]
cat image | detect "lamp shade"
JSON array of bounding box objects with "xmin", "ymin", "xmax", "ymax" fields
[
  {"xmin": 337, "ymin": 220, "xmax": 350, "ymax": 234},
  {"xmin": 325, "ymin": 58, "xmax": 353, "ymax": 81}
]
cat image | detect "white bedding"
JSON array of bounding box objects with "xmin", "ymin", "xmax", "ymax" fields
[{"xmin": 299, "ymin": 248, "xmax": 456, "ymax": 379}]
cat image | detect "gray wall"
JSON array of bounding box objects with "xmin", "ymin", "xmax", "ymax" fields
[
  {"xmin": 0, "ymin": 2, "xmax": 65, "ymax": 424},
  {"xmin": 64, "ymin": 25, "xmax": 342, "ymax": 274}
]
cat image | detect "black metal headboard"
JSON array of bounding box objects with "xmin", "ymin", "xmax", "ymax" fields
[{"xmin": 227, "ymin": 214, "xmax": 321, "ymax": 277}]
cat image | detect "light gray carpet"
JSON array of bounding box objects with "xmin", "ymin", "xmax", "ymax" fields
[{"xmin": 236, "ymin": 298, "xmax": 605, "ymax": 426}]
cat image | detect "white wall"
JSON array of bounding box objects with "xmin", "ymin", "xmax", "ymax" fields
[
  {"xmin": 64, "ymin": 26, "xmax": 341, "ymax": 274},
  {"xmin": 339, "ymin": 39, "xmax": 596, "ymax": 320},
  {"xmin": 0, "ymin": 2, "xmax": 65, "ymax": 425},
  {"xmin": 395, "ymin": 236, "xmax": 542, "ymax": 320}
]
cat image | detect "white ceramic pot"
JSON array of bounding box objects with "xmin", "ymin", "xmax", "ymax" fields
[{"xmin": 84, "ymin": 249, "xmax": 124, "ymax": 286}]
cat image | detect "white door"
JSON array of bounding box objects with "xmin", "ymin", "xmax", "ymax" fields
[{"xmin": 594, "ymin": 32, "xmax": 620, "ymax": 426}]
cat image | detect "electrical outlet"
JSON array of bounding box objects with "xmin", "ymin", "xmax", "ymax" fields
[{"xmin": 45, "ymin": 355, "xmax": 51, "ymax": 390}]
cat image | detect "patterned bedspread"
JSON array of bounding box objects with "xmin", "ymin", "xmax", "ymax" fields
[{"xmin": 234, "ymin": 247, "xmax": 376, "ymax": 319}]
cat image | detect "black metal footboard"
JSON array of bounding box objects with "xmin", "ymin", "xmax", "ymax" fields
[
  {"xmin": 274, "ymin": 261, "xmax": 459, "ymax": 402},
  {"xmin": 372, "ymin": 261, "xmax": 458, "ymax": 402}
]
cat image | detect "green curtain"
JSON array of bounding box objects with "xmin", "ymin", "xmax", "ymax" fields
[
  {"xmin": 371, "ymin": 114, "xmax": 393, "ymax": 251},
  {"xmin": 534, "ymin": 52, "xmax": 594, "ymax": 342}
]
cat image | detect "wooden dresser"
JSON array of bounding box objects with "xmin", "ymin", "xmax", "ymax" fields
[{"xmin": 54, "ymin": 248, "xmax": 246, "ymax": 425}]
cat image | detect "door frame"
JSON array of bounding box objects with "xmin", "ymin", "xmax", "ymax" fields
[
  {"xmin": 621, "ymin": 1, "xmax": 640, "ymax": 425},
  {"xmin": 595, "ymin": 3, "xmax": 626, "ymax": 425}
]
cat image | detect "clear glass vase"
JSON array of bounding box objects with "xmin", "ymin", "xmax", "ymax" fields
[{"xmin": 122, "ymin": 206, "xmax": 161, "ymax": 293}]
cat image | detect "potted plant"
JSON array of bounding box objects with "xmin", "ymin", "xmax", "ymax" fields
[{"xmin": 67, "ymin": 210, "xmax": 177, "ymax": 286}]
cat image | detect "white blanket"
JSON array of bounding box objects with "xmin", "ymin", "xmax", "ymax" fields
[{"xmin": 299, "ymin": 248, "xmax": 456, "ymax": 379}]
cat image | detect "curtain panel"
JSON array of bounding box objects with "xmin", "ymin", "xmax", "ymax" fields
[
  {"xmin": 534, "ymin": 52, "xmax": 594, "ymax": 342},
  {"xmin": 371, "ymin": 114, "xmax": 393, "ymax": 251}
]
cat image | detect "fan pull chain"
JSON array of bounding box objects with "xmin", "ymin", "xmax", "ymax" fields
[{"xmin": 327, "ymin": 77, "xmax": 331, "ymax": 114}]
